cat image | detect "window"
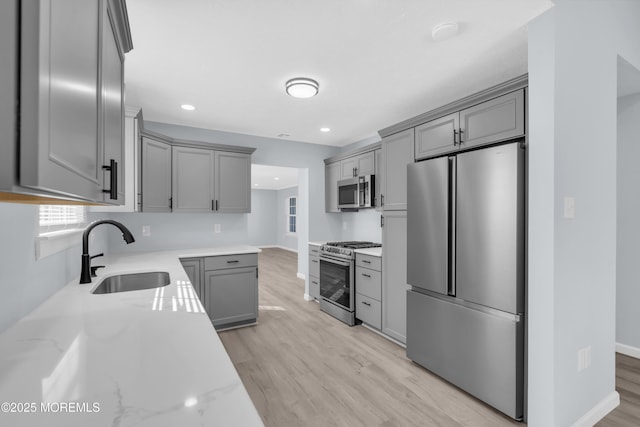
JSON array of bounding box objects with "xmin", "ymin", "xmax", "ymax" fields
[
  {"xmin": 287, "ymin": 197, "xmax": 296, "ymax": 234},
  {"xmin": 39, "ymin": 205, "xmax": 87, "ymax": 235},
  {"xmin": 36, "ymin": 205, "xmax": 87, "ymax": 259}
]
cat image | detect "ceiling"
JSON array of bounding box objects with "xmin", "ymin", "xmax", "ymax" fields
[
  {"xmin": 124, "ymin": 0, "xmax": 553, "ymax": 147},
  {"xmin": 251, "ymin": 164, "xmax": 298, "ymax": 190}
]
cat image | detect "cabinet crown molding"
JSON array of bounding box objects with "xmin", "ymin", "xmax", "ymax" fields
[{"xmin": 324, "ymin": 142, "xmax": 381, "ymax": 165}]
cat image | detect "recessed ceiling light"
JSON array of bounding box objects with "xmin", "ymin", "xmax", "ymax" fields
[
  {"xmin": 286, "ymin": 78, "xmax": 319, "ymax": 98},
  {"xmin": 431, "ymin": 22, "xmax": 459, "ymax": 41},
  {"xmin": 320, "ymin": 127, "xmax": 331, "ymax": 132},
  {"xmin": 181, "ymin": 104, "xmax": 196, "ymax": 111},
  {"xmin": 274, "ymin": 177, "xmax": 280, "ymax": 181}
]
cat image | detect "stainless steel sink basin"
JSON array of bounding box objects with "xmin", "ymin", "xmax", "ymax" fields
[{"xmin": 92, "ymin": 272, "xmax": 170, "ymax": 294}]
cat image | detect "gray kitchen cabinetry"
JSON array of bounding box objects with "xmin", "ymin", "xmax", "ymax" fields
[
  {"xmin": 381, "ymin": 211, "xmax": 409, "ymax": 344},
  {"xmin": 215, "ymin": 151, "xmax": 251, "ymax": 213},
  {"xmin": 308, "ymin": 243, "xmax": 321, "ymax": 300},
  {"xmin": 180, "ymin": 258, "xmax": 203, "ymax": 299},
  {"xmin": 381, "ymin": 129, "xmax": 414, "ymax": 211},
  {"xmin": 355, "ymin": 253, "xmax": 382, "ymax": 330},
  {"xmin": 172, "ymin": 146, "xmax": 215, "ymax": 213},
  {"xmin": 374, "ymin": 149, "xmax": 383, "ymax": 211},
  {"xmin": 325, "ymin": 162, "xmax": 341, "ymax": 213},
  {"xmin": 340, "ymin": 151, "xmax": 375, "ymax": 179},
  {"xmin": 415, "ymin": 90, "xmax": 525, "ymax": 160},
  {"xmin": 0, "ymin": 0, "xmax": 132, "ymax": 203},
  {"xmin": 141, "ymin": 137, "xmax": 172, "ymax": 212},
  {"xmin": 203, "ymin": 254, "xmax": 259, "ymax": 330}
]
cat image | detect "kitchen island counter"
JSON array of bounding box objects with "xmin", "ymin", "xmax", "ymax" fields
[{"xmin": 0, "ymin": 246, "xmax": 263, "ymax": 427}]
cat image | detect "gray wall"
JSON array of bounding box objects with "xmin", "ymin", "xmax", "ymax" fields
[
  {"xmin": 616, "ymin": 93, "xmax": 640, "ymax": 352},
  {"xmin": 249, "ymin": 189, "xmax": 278, "ymax": 247},
  {"xmin": 528, "ymin": 1, "xmax": 640, "ymax": 425},
  {"xmin": 276, "ymin": 186, "xmax": 298, "ymax": 251}
]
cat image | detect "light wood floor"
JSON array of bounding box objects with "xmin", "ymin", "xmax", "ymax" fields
[
  {"xmin": 219, "ymin": 248, "xmax": 521, "ymax": 426},
  {"xmin": 596, "ymin": 353, "xmax": 640, "ymax": 426}
]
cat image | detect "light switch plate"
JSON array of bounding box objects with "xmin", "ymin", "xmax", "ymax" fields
[
  {"xmin": 215, "ymin": 224, "xmax": 221, "ymax": 233},
  {"xmin": 142, "ymin": 225, "xmax": 151, "ymax": 237}
]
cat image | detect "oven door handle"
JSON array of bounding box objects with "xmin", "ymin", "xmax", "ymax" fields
[{"xmin": 320, "ymin": 257, "xmax": 352, "ymax": 267}]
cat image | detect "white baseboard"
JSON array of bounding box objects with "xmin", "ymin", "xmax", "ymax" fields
[
  {"xmin": 297, "ymin": 272, "xmax": 305, "ymax": 280},
  {"xmin": 616, "ymin": 342, "xmax": 640, "ymax": 359},
  {"xmin": 303, "ymin": 293, "xmax": 314, "ymax": 301},
  {"xmin": 571, "ymin": 391, "xmax": 620, "ymax": 427},
  {"xmin": 259, "ymin": 245, "xmax": 298, "ymax": 253}
]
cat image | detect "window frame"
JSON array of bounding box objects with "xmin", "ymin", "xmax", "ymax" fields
[{"xmin": 286, "ymin": 196, "xmax": 297, "ymax": 235}]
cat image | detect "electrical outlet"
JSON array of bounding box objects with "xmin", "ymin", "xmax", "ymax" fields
[
  {"xmin": 564, "ymin": 196, "xmax": 575, "ymax": 219},
  {"xmin": 142, "ymin": 225, "xmax": 151, "ymax": 237},
  {"xmin": 215, "ymin": 224, "xmax": 221, "ymax": 233},
  {"xmin": 578, "ymin": 346, "xmax": 592, "ymax": 372}
]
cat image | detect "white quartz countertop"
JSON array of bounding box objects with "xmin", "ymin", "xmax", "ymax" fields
[
  {"xmin": 0, "ymin": 246, "xmax": 264, "ymax": 427},
  {"xmin": 308, "ymin": 241, "xmax": 324, "ymax": 246},
  {"xmin": 354, "ymin": 247, "xmax": 382, "ymax": 257}
]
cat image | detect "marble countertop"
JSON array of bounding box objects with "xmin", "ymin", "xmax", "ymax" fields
[
  {"xmin": 354, "ymin": 247, "xmax": 382, "ymax": 257},
  {"xmin": 0, "ymin": 246, "xmax": 264, "ymax": 427}
]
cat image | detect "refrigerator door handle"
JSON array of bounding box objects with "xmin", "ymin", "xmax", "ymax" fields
[{"xmin": 448, "ymin": 156, "xmax": 456, "ymax": 297}]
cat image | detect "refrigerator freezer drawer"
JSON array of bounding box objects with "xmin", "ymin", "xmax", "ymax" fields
[{"xmin": 406, "ymin": 290, "xmax": 524, "ymax": 420}]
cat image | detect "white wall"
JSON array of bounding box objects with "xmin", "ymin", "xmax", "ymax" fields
[
  {"xmin": 339, "ymin": 209, "xmax": 382, "ymax": 243},
  {"xmin": 276, "ymin": 186, "xmax": 298, "ymax": 252},
  {"xmin": 616, "ymin": 92, "xmax": 640, "ymax": 353},
  {"xmin": 528, "ymin": 1, "xmax": 640, "ymax": 425}
]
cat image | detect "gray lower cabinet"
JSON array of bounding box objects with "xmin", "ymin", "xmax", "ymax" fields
[
  {"xmin": 325, "ymin": 162, "xmax": 341, "ymax": 213},
  {"xmin": 172, "ymin": 146, "xmax": 215, "ymax": 213},
  {"xmin": 141, "ymin": 137, "xmax": 172, "ymax": 212},
  {"xmin": 308, "ymin": 244, "xmax": 320, "ymax": 300},
  {"xmin": 415, "ymin": 89, "xmax": 525, "ymax": 161},
  {"xmin": 381, "ymin": 129, "xmax": 414, "ymax": 211},
  {"xmin": 180, "ymin": 258, "xmax": 202, "ymax": 299},
  {"xmin": 382, "ymin": 211, "xmax": 409, "ymax": 344},
  {"xmin": 0, "ymin": 0, "xmax": 132, "ymax": 203},
  {"xmin": 355, "ymin": 253, "xmax": 382, "ymax": 330},
  {"xmin": 181, "ymin": 253, "xmax": 259, "ymax": 330}
]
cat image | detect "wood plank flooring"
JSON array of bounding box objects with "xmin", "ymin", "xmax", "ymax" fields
[
  {"xmin": 218, "ymin": 248, "xmax": 521, "ymax": 426},
  {"xmin": 597, "ymin": 353, "xmax": 640, "ymax": 427}
]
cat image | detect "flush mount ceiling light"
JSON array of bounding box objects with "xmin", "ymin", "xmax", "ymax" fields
[
  {"xmin": 320, "ymin": 127, "xmax": 331, "ymax": 132},
  {"xmin": 181, "ymin": 104, "xmax": 196, "ymax": 111},
  {"xmin": 286, "ymin": 78, "xmax": 319, "ymax": 98},
  {"xmin": 431, "ymin": 21, "xmax": 459, "ymax": 42}
]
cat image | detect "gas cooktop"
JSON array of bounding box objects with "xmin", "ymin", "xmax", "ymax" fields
[{"xmin": 324, "ymin": 241, "xmax": 382, "ymax": 249}]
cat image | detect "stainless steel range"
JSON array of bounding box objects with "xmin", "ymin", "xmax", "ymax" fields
[{"xmin": 319, "ymin": 241, "xmax": 382, "ymax": 325}]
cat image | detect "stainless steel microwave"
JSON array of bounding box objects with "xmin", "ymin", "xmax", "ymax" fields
[{"xmin": 337, "ymin": 175, "xmax": 375, "ymax": 209}]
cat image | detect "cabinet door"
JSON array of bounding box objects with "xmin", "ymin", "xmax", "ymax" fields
[
  {"xmin": 204, "ymin": 267, "xmax": 258, "ymax": 328},
  {"xmin": 415, "ymin": 113, "xmax": 459, "ymax": 160},
  {"xmin": 141, "ymin": 137, "xmax": 172, "ymax": 212},
  {"xmin": 215, "ymin": 151, "xmax": 251, "ymax": 213},
  {"xmin": 459, "ymin": 90, "xmax": 525, "ymax": 149},
  {"xmin": 100, "ymin": 1, "xmax": 125, "ymax": 204},
  {"xmin": 356, "ymin": 151, "xmax": 375, "ymax": 176},
  {"xmin": 374, "ymin": 149, "xmax": 382, "ymax": 210},
  {"xmin": 19, "ymin": 0, "xmax": 102, "ymax": 201},
  {"xmin": 381, "ymin": 128, "xmax": 414, "ymax": 211},
  {"xmin": 172, "ymin": 146, "xmax": 215, "ymax": 213},
  {"xmin": 309, "ymin": 276, "xmax": 320, "ymax": 301},
  {"xmin": 180, "ymin": 258, "xmax": 202, "ymax": 300},
  {"xmin": 325, "ymin": 161, "xmax": 341, "ymax": 213},
  {"xmin": 382, "ymin": 211, "xmax": 409, "ymax": 344},
  {"xmin": 340, "ymin": 157, "xmax": 357, "ymax": 179}
]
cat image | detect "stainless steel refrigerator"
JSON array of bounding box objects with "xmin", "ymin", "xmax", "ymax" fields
[{"xmin": 406, "ymin": 141, "xmax": 525, "ymax": 420}]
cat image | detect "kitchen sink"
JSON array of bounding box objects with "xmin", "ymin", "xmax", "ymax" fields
[{"xmin": 92, "ymin": 272, "xmax": 170, "ymax": 294}]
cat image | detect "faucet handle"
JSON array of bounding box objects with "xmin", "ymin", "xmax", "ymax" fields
[
  {"xmin": 90, "ymin": 253, "xmax": 104, "ymax": 260},
  {"xmin": 91, "ymin": 265, "xmax": 105, "ymax": 277}
]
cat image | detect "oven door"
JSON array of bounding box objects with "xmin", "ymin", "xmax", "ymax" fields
[
  {"xmin": 319, "ymin": 256, "xmax": 354, "ymax": 312},
  {"xmin": 337, "ymin": 177, "xmax": 359, "ymax": 209}
]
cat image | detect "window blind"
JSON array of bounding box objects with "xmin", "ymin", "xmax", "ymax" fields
[{"xmin": 39, "ymin": 205, "xmax": 87, "ymax": 234}]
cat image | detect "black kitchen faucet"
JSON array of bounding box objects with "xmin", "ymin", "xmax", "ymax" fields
[{"xmin": 80, "ymin": 220, "xmax": 135, "ymax": 284}]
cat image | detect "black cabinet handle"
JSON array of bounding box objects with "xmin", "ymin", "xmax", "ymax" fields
[
  {"xmin": 362, "ymin": 273, "xmax": 371, "ymax": 278},
  {"xmin": 362, "ymin": 301, "xmax": 371, "ymax": 307},
  {"xmin": 102, "ymin": 159, "xmax": 117, "ymax": 200},
  {"xmin": 226, "ymin": 260, "xmax": 240, "ymax": 264},
  {"xmin": 453, "ymin": 129, "xmax": 458, "ymax": 145},
  {"xmin": 312, "ymin": 259, "xmax": 318, "ymax": 264},
  {"xmin": 212, "ymin": 200, "xmax": 215, "ymax": 211},
  {"xmin": 362, "ymin": 260, "xmax": 371, "ymax": 264},
  {"xmin": 459, "ymin": 127, "xmax": 464, "ymax": 143}
]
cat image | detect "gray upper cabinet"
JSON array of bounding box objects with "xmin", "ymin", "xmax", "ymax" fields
[
  {"xmin": 0, "ymin": 0, "xmax": 132, "ymax": 203},
  {"xmin": 381, "ymin": 128, "xmax": 414, "ymax": 211},
  {"xmin": 325, "ymin": 161, "xmax": 341, "ymax": 213},
  {"xmin": 141, "ymin": 137, "xmax": 172, "ymax": 212},
  {"xmin": 101, "ymin": 0, "xmax": 125, "ymax": 204},
  {"xmin": 340, "ymin": 151, "xmax": 375, "ymax": 179},
  {"xmin": 374, "ymin": 149, "xmax": 382, "ymax": 210},
  {"xmin": 215, "ymin": 151, "xmax": 251, "ymax": 213},
  {"xmin": 172, "ymin": 146, "xmax": 215, "ymax": 213},
  {"xmin": 459, "ymin": 90, "xmax": 525, "ymax": 150},
  {"xmin": 415, "ymin": 90, "xmax": 525, "ymax": 161},
  {"xmin": 415, "ymin": 113, "xmax": 459, "ymax": 160}
]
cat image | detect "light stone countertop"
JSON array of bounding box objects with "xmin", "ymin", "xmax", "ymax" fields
[
  {"xmin": 0, "ymin": 246, "xmax": 264, "ymax": 427},
  {"xmin": 354, "ymin": 247, "xmax": 382, "ymax": 257}
]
